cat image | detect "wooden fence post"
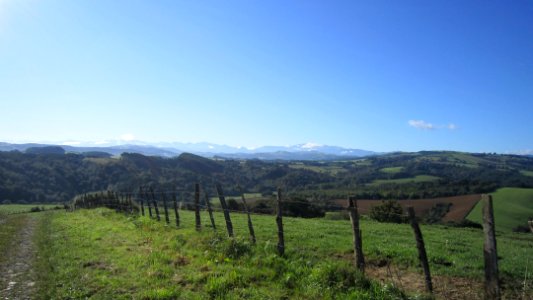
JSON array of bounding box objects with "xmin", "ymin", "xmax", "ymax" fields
[
  {"xmin": 240, "ymin": 188, "xmax": 256, "ymax": 244},
  {"xmin": 195, "ymin": 183, "xmax": 201, "ymax": 231},
  {"xmin": 150, "ymin": 188, "xmax": 161, "ymax": 222},
  {"xmin": 204, "ymin": 193, "xmax": 216, "ymax": 231},
  {"xmin": 172, "ymin": 192, "xmax": 180, "ymax": 227},
  {"xmin": 123, "ymin": 194, "xmax": 129, "ymax": 215},
  {"xmin": 147, "ymin": 198, "xmax": 153, "ymax": 218},
  {"xmin": 127, "ymin": 193, "xmax": 132, "ymax": 213},
  {"xmin": 216, "ymin": 183, "xmax": 234, "ymax": 238},
  {"xmin": 276, "ymin": 188, "xmax": 285, "ymax": 256},
  {"xmin": 162, "ymin": 193, "xmax": 170, "ymax": 224},
  {"xmin": 528, "ymin": 220, "xmax": 533, "ymax": 233},
  {"xmin": 347, "ymin": 196, "xmax": 365, "ymax": 272},
  {"xmin": 407, "ymin": 206, "xmax": 433, "ymax": 294},
  {"xmin": 482, "ymin": 194, "xmax": 501, "ymax": 300}
]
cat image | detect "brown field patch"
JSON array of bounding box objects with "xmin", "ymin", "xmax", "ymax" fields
[
  {"xmin": 366, "ymin": 263, "xmax": 484, "ymax": 300},
  {"xmin": 334, "ymin": 194, "xmax": 481, "ymax": 222}
]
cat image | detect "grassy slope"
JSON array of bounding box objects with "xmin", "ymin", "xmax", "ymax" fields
[
  {"xmin": 370, "ymin": 175, "xmax": 440, "ymax": 186},
  {"xmin": 521, "ymin": 170, "xmax": 533, "ymax": 177},
  {"xmin": 467, "ymin": 187, "xmax": 533, "ymax": 231},
  {"xmin": 35, "ymin": 209, "xmax": 405, "ymax": 299},
  {"xmin": 34, "ymin": 208, "xmax": 532, "ymax": 299},
  {"xmin": 379, "ymin": 167, "xmax": 404, "ymax": 174}
]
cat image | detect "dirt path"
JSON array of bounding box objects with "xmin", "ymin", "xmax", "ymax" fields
[{"xmin": 0, "ymin": 215, "xmax": 38, "ymax": 300}]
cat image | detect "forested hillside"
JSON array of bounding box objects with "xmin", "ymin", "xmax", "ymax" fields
[{"xmin": 1, "ymin": 150, "xmax": 533, "ymax": 203}]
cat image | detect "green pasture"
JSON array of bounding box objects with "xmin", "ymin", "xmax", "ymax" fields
[
  {"xmin": 0, "ymin": 204, "xmax": 60, "ymax": 215},
  {"xmin": 379, "ymin": 167, "xmax": 404, "ymax": 174},
  {"xmin": 32, "ymin": 207, "xmax": 532, "ymax": 299},
  {"xmin": 369, "ymin": 175, "xmax": 440, "ymax": 186},
  {"xmin": 467, "ymin": 187, "xmax": 533, "ymax": 232},
  {"xmin": 520, "ymin": 170, "xmax": 533, "ymax": 177}
]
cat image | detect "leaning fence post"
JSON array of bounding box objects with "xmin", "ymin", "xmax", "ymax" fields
[
  {"xmin": 276, "ymin": 188, "xmax": 285, "ymax": 256},
  {"xmin": 407, "ymin": 206, "xmax": 433, "ymax": 294},
  {"xmin": 347, "ymin": 196, "xmax": 365, "ymax": 272},
  {"xmin": 150, "ymin": 188, "xmax": 161, "ymax": 222},
  {"xmin": 162, "ymin": 193, "xmax": 170, "ymax": 224},
  {"xmin": 204, "ymin": 193, "xmax": 216, "ymax": 231},
  {"xmin": 482, "ymin": 194, "xmax": 501, "ymax": 300},
  {"xmin": 216, "ymin": 183, "xmax": 234, "ymax": 238},
  {"xmin": 239, "ymin": 188, "xmax": 256, "ymax": 244},
  {"xmin": 195, "ymin": 183, "xmax": 201, "ymax": 231},
  {"xmin": 172, "ymin": 192, "xmax": 180, "ymax": 227},
  {"xmin": 528, "ymin": 220, "xmax": 533, "ymax": 234}
]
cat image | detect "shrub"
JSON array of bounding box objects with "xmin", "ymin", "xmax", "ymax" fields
[
  {"xmin": 284, "ymin": 197, "xmax": 325, "ymax": 218},
  {"xmin": 323, "ymin": 211, "xmax": 350, "ymax": 220},
  {"xmin": 369, "ymin": 200, "xmax": 405, "ymax": 223},
  {"xmin": 512, "ymin": 224, "xmax": 531, "ymax": 233},
  {"xmin": 447, "ymin": 219, "xmax": 483, "ymax": 229}
]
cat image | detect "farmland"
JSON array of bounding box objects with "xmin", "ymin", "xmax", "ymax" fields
[
  {"xmin": 0, "ymin": 204, "xmax": 60, "ymax": 215},
  {"xmin": 369, "ymin": 175, "xmax": 441, "ymax": 186},
  {"xmin": 336, "ymin": 194, "xmax": 481, "ymax": 223},
  {"xmin": 2, "ymin": 150, "xmax": 533, "ymax": 203}
]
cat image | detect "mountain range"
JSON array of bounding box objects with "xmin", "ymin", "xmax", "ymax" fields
[{"xmin": 0, "ymin": 141, "xmax": 378, "ymax": 160}]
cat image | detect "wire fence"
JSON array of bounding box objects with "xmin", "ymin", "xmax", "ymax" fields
[{"xmin": 68, "ymin": 185, "xmax": 533, "ymax": 299}]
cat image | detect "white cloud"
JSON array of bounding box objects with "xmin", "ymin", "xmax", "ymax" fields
[
  {"xmin": 301, "ymin": 142, "xmax": 323, "ymax": 149},
  {"xmin": 512, "ymin": 149, "xmax": 533, "ymax": 155},
  {"xmin": 447, "ymin": 123, "xmax": 458, "ymax": 130},
  {"xmin": 61, "ymin": 141, "xmax": 81, "ymax": 146},
  {"xmin": 408, "ymin": 120, "xmax": 458, "ymax": 131},
  {"xmin": 120, "ymin": 133, "xmax": 136, "ymax": 141},
  {"xmin": 408, "ymin": 120, "xmax": 436, "ymax": 130}
]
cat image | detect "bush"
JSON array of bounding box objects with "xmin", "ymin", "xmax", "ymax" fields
[
  {"xmin": 30, "ymin": 206, "xmax": 42, "ymax": 212},
  {"xmin": 512, "ymin": 224, "xmax": 531, "ymax": 233},
  {"xmin": 284, "ymin": 197, "xmax": 325, "ymax": 218},
  {"xmin": 323, "ymin": 211, "xmax": 350, "ymax": 220},
  {"xmin": 369, "ymin": 200, "xmax": 405, "ymax": 223},
  {"xmin": 447, "ymin": 219, "xmax": 483, "ymax": 229}
]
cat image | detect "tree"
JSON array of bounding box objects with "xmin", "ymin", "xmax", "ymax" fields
[{"xmin": 369, "ymin": 200, "xmax": 404, "ymax": 223}]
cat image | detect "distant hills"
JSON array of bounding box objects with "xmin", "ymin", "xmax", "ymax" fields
[
  {"xmin": 0, "ymin": 142, "xmax": 378, "ymax": 160},
  {"xmin": 1, "ymin": 149, "xmax": 533, "ymax": 206}
]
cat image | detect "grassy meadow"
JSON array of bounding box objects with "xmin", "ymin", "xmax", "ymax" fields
[
  {"xmin": 30, "ymin": 207, "xmax": 532, "ymax": 299},
  {"xmin": 467, "ymin": 187, "xmax": 533, "ymax": 231},
  {"xmin": 0, "ymin": 204, "xmax": 61, "ymax": 215},
  {"xmin": 370, "ymin": 175, "xmax": 441, "ymax": 186}
]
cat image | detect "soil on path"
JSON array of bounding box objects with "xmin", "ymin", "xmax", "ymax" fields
[{"xmin": 0, "ymin": 215, "xmax": 38, "ymax": 300}]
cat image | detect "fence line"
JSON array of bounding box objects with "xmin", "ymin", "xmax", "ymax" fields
[{"xmin": 69, "ymin": 186, "xmax": 525, "ymax": 298}]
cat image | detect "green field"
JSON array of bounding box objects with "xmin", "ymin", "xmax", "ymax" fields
[
  {"xmin": 29, "ymin": 207, "xmax": 532, "ymax": 299},
  {"xmin": 520, "ymin": 170, "xmax": 533, "ymax": 177},
  {"xmin": 379, "ymin": 167, "xmax": 404, "ymax": 174},
  {"xmin": 289, "ymin": 163, "xmax": 346, "ymax": 175},
  {"xmin": 0, "ymin": 204, "xmax": 60, "ymax": 215},
  {"xmin": 370, "ymin": 175, "xmax": 440, "ymax": 186},
  {"xmin": 467, "ymin": 187, "xmax": 533, "ymax": 231}
]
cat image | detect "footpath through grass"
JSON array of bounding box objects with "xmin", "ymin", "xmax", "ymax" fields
[{"xmin": 34, "ymin": 208, "xmax": 533, "ymax": 299}]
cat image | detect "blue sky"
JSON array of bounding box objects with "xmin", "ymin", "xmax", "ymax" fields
[{"xmin": 0, "ymin": 0, "xmax": 532, "ymax": 153}]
